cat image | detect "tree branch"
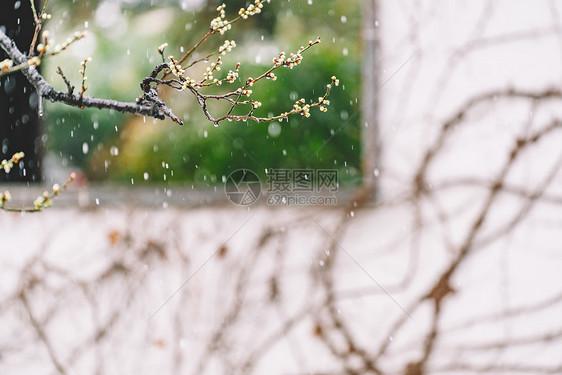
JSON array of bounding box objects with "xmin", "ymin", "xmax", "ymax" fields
[{"xmin": 0, "ymin": 28, "xmax": 182, "ymax": 124}]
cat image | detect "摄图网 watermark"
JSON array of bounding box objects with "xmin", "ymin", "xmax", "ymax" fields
[{"xmin": 224, "ymin": 168, "xmax": 338, "ymax": 206}]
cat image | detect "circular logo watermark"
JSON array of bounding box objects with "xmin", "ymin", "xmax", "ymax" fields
[{"xmin": 224, "ymin": 169, "xmax": 261, "ymax": 206}]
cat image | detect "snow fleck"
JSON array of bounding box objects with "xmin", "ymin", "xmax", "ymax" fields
[{"xmin": 268, "ymin": 123, "xmax": 281, "ymax": 137}]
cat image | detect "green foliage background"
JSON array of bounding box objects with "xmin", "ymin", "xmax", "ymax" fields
[{"xmin": 43, "ymin": 0, "xmax": 362, "ymax": 186}]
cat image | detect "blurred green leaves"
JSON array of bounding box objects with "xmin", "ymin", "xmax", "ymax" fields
[{"xmin": 43, "ymin": 0, "xmax": 361, "ymax": 186}]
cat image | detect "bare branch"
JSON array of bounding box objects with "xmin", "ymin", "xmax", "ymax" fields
[{"xmin": 0, "ymin": 28, "xmax": 182, "ymax": 124}]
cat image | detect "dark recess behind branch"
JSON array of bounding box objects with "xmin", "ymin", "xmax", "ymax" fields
[{"xmin": 0, "ymin": 0, "xmax": 43, "ymax": 183}]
